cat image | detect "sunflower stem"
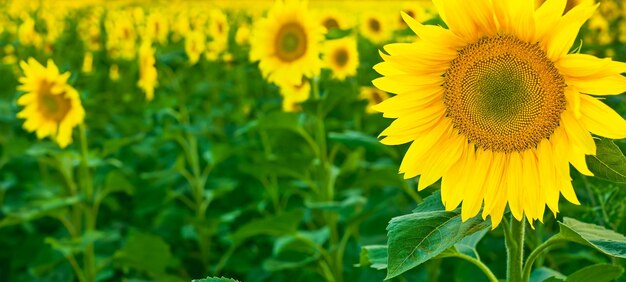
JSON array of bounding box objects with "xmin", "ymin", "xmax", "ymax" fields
[
  {"xmin": 505, "ymin": 216, "xmax": 525, "ymax": 282},
  {"xmin": 522, "ymin": 236, "xmax": 565, "ymax": 282},
  {"xmin": 78, "ymin": 124, "xmax": 96, "ymax": 282}
]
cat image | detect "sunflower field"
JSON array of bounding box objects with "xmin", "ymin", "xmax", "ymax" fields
[{"xmin": 1, "ymin": 0, "xmax": 626, "ymax": 281}]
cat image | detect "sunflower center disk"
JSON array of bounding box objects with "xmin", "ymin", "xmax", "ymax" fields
[
  {"xmin": 275, "ymin": 22, "xmax": 307, "ymax": 62},
  {"xmin": 443, "ymin": 35, "xmax": 566, "ymax": 152},
  {"xmin": 334, "ymin": 48, "xmax": 349, "ymax": 67},
  {"xmin": 39, "ymin": 81, "xmax": 71, "ymax": 122}
]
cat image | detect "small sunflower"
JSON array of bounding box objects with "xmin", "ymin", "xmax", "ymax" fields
[
  {"xmin": 360, "ymin": 86, "xmax": 389, "ymax": 114},
  {"xmin": 250, "ymin": 0, "xmax": 325, "ymax": 86},
  {"xmin": 185, "ymin": 30, "xmax": 206, "ymax": 65},
  {"xmin": 138, "ymin": 41, "xmax": 157, "ymax": 101},
  {"xmin": 374, "ymin": 0, "xmax": 626, "ymax": 227},
  {"xmin": 323, "ymin": 37, "xmax": 359, "ymax": 81},
  {"xmin": 82, "ymin": 52, "xmax": 93, "ymax": 74},
  {"xmin": 17, "ymin": 58, "xmax": 85, "ymax": 148},
  {"xmin": 319, "ymin": 9, "xmax": 352, "ymax": 31},
  {"xmin": 207, "ymin": 9, "xmax": 229, "ymax": 59},
  {"xmin": 359, "ymin": 12, "xmax": 391, "ymax": 44},
  {"xmin": 279, "ymin": 78, "xmax": 310, "ymax": 112}
]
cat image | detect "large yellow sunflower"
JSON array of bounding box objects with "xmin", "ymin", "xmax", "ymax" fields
[
  {"xmin": 17, "ymin": 58, "xmax": 85, "ymax": 148},
  {"xmin": 323, "ymin": 37, "xmax": 359, "ymax": 81},
  {"xmin": 250, "ymin": 0, "xmax": 325, "ymax": 86},
  {"xmin": 374, "ymin": 0, "xmax": 626, "ymax": 227}
]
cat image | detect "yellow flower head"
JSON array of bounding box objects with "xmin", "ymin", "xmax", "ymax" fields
[
  {"xmin": 82, "ymin": 52, "xmax": 93, "ymax": 74},
  {"xmin": 318, "ymin": 9, "xmax": 353, "ymax": 31},
  {"xmin": 145, "ymin": 11, "xmax": 170, "ymax": 45},
  {"xmin": 250, "ymin": 0, "xmax": 325, "ymax": 86},
  {"xmin": 323, "ymin": 37, "xmax": 359, "ymax": 81},
  {"xmin": 208, "ymin": 8, "xmax": 229, "ymax": 55},
  {"xmin": 359, "ymin": 12, "xmax": 391, "ymax": 44},
  {"xmin": 185, "ymin": 30, "xmax": 206, "ymax": 65},
  {"xmin": 110, "ymin": 64, "xmax": 120, "ymax": 81},
  {"xmin": 17, "ymin": 58, "xmax": 85, "ymax": 148},
  {"xmin": 236, "ymin": 24, "xmax": 251, "ymax": 46},
  {"xmin": 360, "ymin": 86, "xmax": 389, "ymax": 114},
  {"xmin": 374, "ymin": 0, "xmax": 626, "ymax": 227},
  {"xmin": 138, "ymin": 41, "xmax": 158, "ymax": 101},
  {"xmin": 279, "ymin": 78, "xmax": 311, "ymax": 112}
]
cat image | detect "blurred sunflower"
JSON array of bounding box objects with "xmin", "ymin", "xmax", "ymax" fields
[
  {"xmin": 250, "ymin": 0, "xmax": 325, "ymax": 86},
  {"xmin": 374, "ymin": 0, "xmax": 626, "ymax": 227},
  {"xmin": 138, "ymin": 41, "xmax": 157, "ymax": 101},
  {"xmin": 235, "ymin": 24, "xmax": 251, "ymax": 46},
  {"xmin": 359, "ymin": 12, "xmax": 391, "ymax": 44},
  {"xmin": 17, "ymin": 58, "xmax": 85, "ymax": 148},
  {"xmin": 279, "ymin": 78, "xmax": 310, "ymax": 112},
  {"xmin": 319, "ymin": 9, "xmax": 352, "ymax": 31},
  {"xmin": 185, "ymin": 30, "xmax": 205, "ymax": 65},
  {"xmin": 145, "ymin": 11, "xmax": 169, "ymax": 45},
  {"xmin": 360, "ymin": 86, "xmax": 389, "ymax": 114},
  {"xmin": 207, "ymin": 8, "xmax": 229, "ymax": 57},
  {"xmin": 323, "ymin": 37, "xmax": 359, "ymax": 81},
  {"xmin": 82, "ymin": 52, "xmax": 93, "ymax": 74}
]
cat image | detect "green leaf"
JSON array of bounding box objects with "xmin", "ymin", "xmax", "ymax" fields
[
  {"xmin": 359, "ymin": 245, "xmax": 388, "ymax": 270},
  {"xmin": 558, "ymin": 217, "xmax": 626, "ymax": 258},
  {"xmin": 192, "ymin": 276, "xmax": 238, "ymax": 282},
  {"xmin": 529, "ymin": 267, "xmax": 566, "ymax": 282},
  {"xmin": 586, "ymin": 138, "xmax": 626, "ymax": 183},
  {"xmin": 566, "ymin": 264, "xmax": 623, "ymax": 282},
  {"xmin": 454, "ymin": 227, "xmax": 489, "ymax": 259},
  {"xmin": 385, "ymin": 192, "xmax": 491, "ymax": 279},
  {"xmin": 0, "ymin": 196, "xmax": 82, "ymax": 228},
  {"xmin": 329, "ymin": 131, "xmax": 397, "ymax": 157},
  {"xmin": 114, "ymin": 231, "xmax": 173, "ymax": 275},
  {"xmin": 229, "ymin": 210, "xmax": 303, "ymax": 245},
  {"xmin": 103, "ymin": 171, "xmax": 134, "ymax": 196}
]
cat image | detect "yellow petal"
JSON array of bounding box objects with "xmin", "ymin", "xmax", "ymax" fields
[
  {"xmin": 544, "ymin": 2, "xmax": 597, "ymax": 61},
  {"xmin": 579, "ymin": 94, "xmax": 626, "ymax": 139},
  {"xmin": 538, "ymin": 139, "xmax": 560, "ymax": 215},
  {"xmin": 534, "ymin": 0, "xmax": 566, "ymax": 42},
  {"xmin": 506, "ymin": 151, "xmax": 524, "ymax": 221},
  {"xmin": 417, "ymin": 131, "xmax": 465, "ymax": 190},
  {"xmin": 461, "ymin": 148, "xmax": 492, "ymax": 221}
]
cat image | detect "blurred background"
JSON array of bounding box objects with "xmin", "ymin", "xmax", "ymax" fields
[{"xmin": 0, "ymin": 0, "xmax": 625, "ymax": 281}]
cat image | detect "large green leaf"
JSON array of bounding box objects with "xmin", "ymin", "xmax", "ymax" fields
[
  {"xmin": 586, "ymin": 138, "xmax": 626, "ymax": 183},
  {"xmin": 530, "ymin": 267, "xmax": 566, "ymax": 282},
  {"xmin": 229, "ymin": 210, "xmax": 303, "ymax": 245},
  {"xmin": 359, "ymin": 245, "xmax": 388, "ymax": 270},
  {"xmin": 558, "ymin": 217, "xmax": 626, "ymax": 258},
  {"xmin": 114, "ymin": 231, "xmax": 173, "ymax": 275},
  {"xmin": 328, "ymin": 131, "xmax": 397, "ymax": 157},
  {"xmin": 454, "ymin": 227, "xmax": 489, "ymax": 259},
  {"xmin": 566, "ymin": 264, "xmax": 623, "ymax": 282},
  {"xmin": 385, "ymin": 193, "xmax": 491, "ymax": 279}
]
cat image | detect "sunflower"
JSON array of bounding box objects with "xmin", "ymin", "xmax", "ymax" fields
[
  {"xmin": 359, "ymin": 12, "xmax": 391, "ymax": 44},
  {"xmin": 207, "ymin": 9, "xmax": 229, "ymax": 53},
  {"xmin": 138, "ymin": 41, "xmax": 157, "ymax": 101},
  {"xmin": 145, "ymin": 10, "xmax": 169, "ymax": 45},
  {"xmin": 17, "ymin": 58, "xmax": 85, "ymax": 148},
  {"xmin": 185, "ymin": 30, "xmax": 206, "ymax": 65},
  {"xmin": 373, "ymin": 0, "xmax": 626, "ymax": 227},
  {"xmin": 323, "ymin": 37, "xmax": 359, "ymax": 81},
  {"xmin": 279, "ymin": 78, "xmax": 310, "ymax": 112},
  {"xmin": 318, "ymin": 9, "xmax": 353, "ymax": 31},
  {"xmin": 82, "ymin": 51, "xmax": 93, "ymax": 74},
  {"xmin": 360, "ymin": 86, "xmax": 389, "ymax": 114},
  {"xmin": 250, "ymin": 0, "xmax": 325, "ymax": 86},
  {"xmin": 110, "ymin": 64, "xmax": 120, "ymax": 81}
]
